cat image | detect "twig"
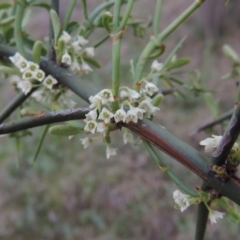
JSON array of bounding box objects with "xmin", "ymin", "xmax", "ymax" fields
[
  {"xmin": 0, "ymin": 108, "xmax": 89, "ymax": 134},
  {"xmin": 195, "ymin": 109, "xmax": 233, "ymax": 133}
]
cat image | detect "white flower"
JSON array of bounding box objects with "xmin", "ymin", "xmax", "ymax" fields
[
  {"xmin": 98, "ymin": 108, "xmax": 114, "ymax": 123},
  {"xmin": 58, "ymin": 31, "xmax": 71, "ymax": 44},
  {"xmin": 9, "ymin": 75, "xmax": 21, "ymax": 85},
  {"xmin": 151, "ymin": 60, "xmax": 163, "ymax": 72},
  {"xmin": 34, "ymin": 69, "xmax": 45, "ymax": 82},
  {"xmin": 79, "ymin": 62, "xmax": 93, "ymax": 74},
  {"xmin": 106, "ymin": 145, "xmax": 117, "ymax": 159},
  {"xmin": 89, "ymin": 95, "xmax": 102, "ymax": 109},
  {"xmin": 121, "ymin": 88, "xmax": 141, "ymax": 102},
  {"xmin": 85, "ymin": 108, "xmax": 98, "ymax": 121},
  {"xmin": 18, "ymin": 59, "xmax": 29, "ymax": 72},
  {"xmin": 80, "ymin": 137, "xmax": 92, "ymax": 148},
  {"xmin": 199, "ymin": 135, "xmax": 222, "ymax": 153},
  {"xmin": 123, "ymin": 131, "xmax": 134, "ymax": 144},
  {"xmin": 125, "ymin": 108, "xmax": 138, "ymax": 123},
  {"xmin": 17, "ymin": 80, "xmax": 32, "ymax": 95},
  {"xmin": 114, "ymin": 108, "xmax": 127, "ymax": 123},
  {"xmin": 134, "ymin": 107, "xmax": 146, "ymax": 120},
  {"xmin": 43, "ymin": 75, "xmax": 57, "ymax": 89},
  {"xmin": 70, "ymin": 59, "xmax": 80, "ymax": 72},
  {"xmin": 72, "ymin": 41, "xmax": 82, "ymax": 53},
  {"xmin": 22, "ymin": 70, "xmax": 34, "ymax": 81},
  {"xmin": 9, "ymin": 52, "xmax": 29, "ymax": 72},
  {"xmin": 84, "ymin": 120, "xmax": 97, "ymax": 134},
  {"xmin": 209, "ymin": 210, "xmax": 225, "ymax": 224},
  {"xmin": 84, "ymin": 47, "xmax": 95, "ymax": 57},
  {"xmin": 145, "ymin": 82, "xmax": 158, "ymax": 96},
  {"xmin": 139, "ymin": 98, "xmax": 160, "ymax": 116},
  {"xmin": 97, "ymin": 89, "xmax": 114, "ymax": 104},
  {"xmin": 97, "ymin": 122, "xmax": 108, "ymax": 133},
  {"xmin": 75, "ymin": 35, "xmax": 88, "ymax": 46},
  {"xmin": 61, "ymin": 52, "xmax": 72, "ymax": 65},
  {"xmin": 173, "ymin": 190, "xmax": 191, "ymax": 212},
  {"xmin": 120, "ymin": 90, "xmax": 129, "ymax": 99},
  {"xmin": 9, "ymin": 52, "xmax": 24, "ymax": 65},
  {"xmin": 28, "ymin": 61, "xmax": 39, "ymax": 72},
  {"xmin": 32, "ymin": 89, "xmax": 46, "ymax": 102}
]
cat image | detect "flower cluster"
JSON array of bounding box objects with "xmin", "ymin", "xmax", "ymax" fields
[
  {"xmin": 58, "ymin": 31, "xmax": 94, "ymax": 74},
  {"xmin": 81, "ymin": 78, "xmax": 161, "ymax": 158},
  {"xmin": 173, "ymin": 190, "xmax": 225, "ymax": 224},
  {"xmin": 9, "ymin": 53, "xmax": 58, "ymax": 95}
]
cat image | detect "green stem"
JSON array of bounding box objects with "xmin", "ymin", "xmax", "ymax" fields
[
  {"xmin": 119, "ymin": 0, "xmax": 134, "ymax": 30},
  {"xmin": 63, "ymin": 0, "xmax": 77, "ymax": 30},
  {"xmin": 122, "ymin": 119, "xmax": 240, "ymax": 205},
  {"xmin": 93, "ymin": 34, "xmax": 109, "ymax": 48},
  {"xmin": 144, "ymin": 140, "xmax": 198, "ymax": 197},
  {"xmin": 111, "ymin": 38, "xmax": 121, "ymax": 111},
  {"xmin": 81, "ymin": 0, "xmax": 88, "ymax": 21},
  {"xmin": 85, "ymin": 0, "xmax": 115, "ymax": 29},
  {"xmin": 40, "ymin": 60, "xmax": 98, "ymax": 102},
  {"xmin": 162, "ymin": 37, "xmax": 186, "ymax": 69},
  {"xmin": 49, "ymin": 0, "xmax": 59, "ymax": 61},
  {"xmin": 134, "ymin": 0, "xmax": 203, "ymax": 86},
  {"xmin": 196, "ymin": 109, "xmax": 233, "ymax": 133},
  {"xmin": 0, "ymin": 87, "xmax": 39, "ymax": 123},
  {"xmin": 113, "ymin": 0, "xmax": 121, "ymax": 29},
  {"xmin": 14, "ymin": 0, "xmax": 27, "ymax": 57},
  {"xmin": 153, "ymin": 0, "xmax": 162, "ymax": 36},
  {"xmin": 0, "ymin": 108, "xmax": 90, "ymax": 134},
  {"xmin": 195, "ymin": 182, "xmax": 211, "ymax": 240},
  {"xmin": 32, "ymin": 125, "xmax": 49, "ymax": 164}
]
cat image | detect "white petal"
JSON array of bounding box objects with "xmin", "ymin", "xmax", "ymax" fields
[
  {"xmin": 84, "ymin": 47, "xmax": 95, "ymax": 57},
  {"xmin": 85, "ymin": 108, "xmax": 98, "ymax": 121},
  {"xmin": 43, "ymin": 75, "xmax": 58, "ymax": 89},
  {"xmin": 59, "ymin": 31, "xmax": 71, "ymax": 43},
  {"xmin": 84, "ymin": 120, "xmax": 97, "ymax": 134},
  {"xmin": 145, "ymin": 82, "xmax": 159, "ymax": 96},
  {"xmin": 209, "ymin": 210, "xmax": 225, "ymax": 224},
  {"xmin": 98, "ymin": 108, "xmax": 114, "ymax": 123},
  {"xmin": 106, "ymin": 145, "xmax": 117, "ymax": 159},
  {"xmin": 114, "ymin": 109, "xmax": 127, "ymax": 123},
  {"xmin": 61, "ymin": 52, "xmax": 72, "ymax": 65},
  {"xmin": 151, "ymin": 60, "xmax": 163, "ymax": 72},
  {"xmin": 80, "ymin": 137, "xmax": 92, "ymax": 148}
]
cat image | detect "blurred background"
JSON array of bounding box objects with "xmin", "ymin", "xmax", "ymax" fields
[{"xmin": 0, "ymin": 0, "xmax": 240, "ymax": 239}]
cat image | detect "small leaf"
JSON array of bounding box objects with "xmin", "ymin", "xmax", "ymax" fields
[
  {"xmin": 101, "ymin": 11, "xmax": 113, "ymax": 32},
  {"xmin": 222, "ymin": 44, "xmax": 240, "ymax": 63},
  {"xmin": 0, "ymin": 3, "xmax": 12, "ymax": 9},
  {"xmin": 164, "ymin": 58, "xmax": 190, "ymax": 71},
  {"xmin": 22, "ymin": 34, "xmax": 47, "ymax": 55},
  {"xmin": 66, "ymin": 21, "xmax": 80, "ymax": 34},
  {"xmin": 151, "ymin": 93, "xmax": 163, "ymax": 107},
  {"xmin": 50, "ymin": 9, "xmax": 61, "ymax": 44},
  {"xmin": 204, "ymin": 92, "xmax": 219, "ymax": 119},
  {"xmin": 0, "ymin": 16, "xmax": 15, "ymax": 27},
  {"xmin": 30, "ymin": 2, "xmax": 51, "ymax": 11},
  {"xmin": 32, "ymin": 125, "xmax": 49, "ymax": 164},
  {"xmin": 32, "ymin": 41, "xmax": 43, "ymax": 63},
  {"xmin": 0, "ymin": 66, "xmax": 19, "ymax": 74},
  {"xmin": 49, "ymin": 124, "xmax": 84, "ymax": 136},
  {"xmin": 83, "ymin": 57, "xmax": 101, "ymax": 68}
]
